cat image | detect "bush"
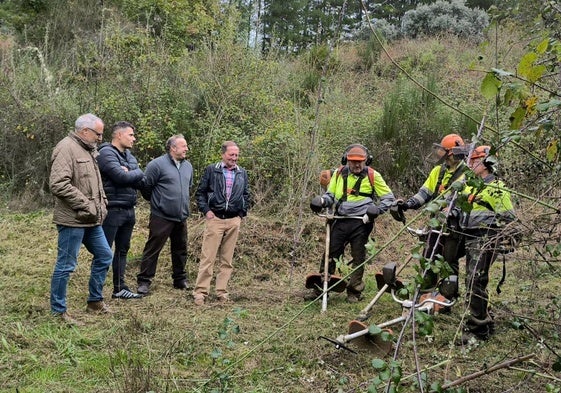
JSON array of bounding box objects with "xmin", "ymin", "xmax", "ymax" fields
[{"xmin": 401, "ymin": 0, "xmax": 489, "ymax": 40}]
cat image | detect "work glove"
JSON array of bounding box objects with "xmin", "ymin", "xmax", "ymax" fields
[
  {"xmin": 366, "ymin": 205, "xmax": 381, "ymax": 222},
  {"xmin": 390, "ymin": 199, "xmax": 407, "ymax": 223},
  {"xmin": 310, "ymin": 196, "xmax": 325, "ymax": 213}
]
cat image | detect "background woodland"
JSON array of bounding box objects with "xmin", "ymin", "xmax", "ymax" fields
[{"xmin": 1, "ymin": 1, "xmax": 561, "ymax": 392}]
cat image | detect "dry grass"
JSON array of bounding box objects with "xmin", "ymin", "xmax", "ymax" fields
[{"xmin": 0, "ymin": 201, "xmax": 560, "ymax": 392}]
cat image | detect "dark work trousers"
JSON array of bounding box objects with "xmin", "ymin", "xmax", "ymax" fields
[
  {"xmin": 137, "ymin": 214, "xmax": 188, "ymax": 286},
  {"xmin": 422, "ymin": 228, "xmax": 464, "ymax": 290},
  {"xmin": 319, "ymin": 218, "xmax": 374, "ymax": 296},
  {"xmin": 102, "ymin": 207, "xmax": 135, "ymax": 293},
  {"xmin": 464, "ymin": 230, "xmax": 498, "ymax": 336}
]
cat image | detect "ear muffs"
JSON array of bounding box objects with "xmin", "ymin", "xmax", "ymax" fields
[{"xmin": 341, "ymin": 144, "xmax": 373, "ymax": 166}]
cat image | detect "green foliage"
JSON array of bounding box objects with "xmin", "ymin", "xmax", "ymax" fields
[
  {"xmin": 372, "ymin": 75, "xmax": 477, "ymax": 194},
  {"xmin": 401, "ymin": 0, "xmax": 489, "ymax": 40},
  {"xmin": 357, "ymin": 32, "xmax": 386, "ymax": 70},
  {"xmin": 367, "ymin": 359, "xmax": 402, "ymax": 392},
  {"xmin": 117, "ymin": 0, "xmax": 221, "ymax": 53}
]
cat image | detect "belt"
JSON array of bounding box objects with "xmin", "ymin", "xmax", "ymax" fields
[{"xmin": 213, "ymin": 211, "xmax": 239, "ymax": 219}]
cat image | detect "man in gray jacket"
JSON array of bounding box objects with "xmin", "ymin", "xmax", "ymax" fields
[
  {"xmin": 49, "ymin": 113, "xmax": 113, "ymax": 325},
  {"xmin": 137, "ymin": 134, "xmax": 193, "ymax": 295}
]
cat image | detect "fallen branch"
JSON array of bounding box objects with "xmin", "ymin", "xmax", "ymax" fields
[{"xmin": 441, "ymin": 353, "xmax": 534, "ymax": 389}]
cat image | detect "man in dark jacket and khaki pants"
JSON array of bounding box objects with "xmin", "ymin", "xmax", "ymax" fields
[
  {"xmin": 193, "ymin": 141, "xmax": 250, "ymax": 306},
  {"xmin": 49, "ymin": 113, "xmax": 113, "ymax": 325}
]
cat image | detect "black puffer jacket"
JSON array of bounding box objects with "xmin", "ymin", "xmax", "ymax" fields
[
  {"xmin": 97, "ymin": 143, "xmax": 144, "ymax": 209},
  {"xmin": 196, "ymin": 162, "xmax": 250, "ymax": 218}
]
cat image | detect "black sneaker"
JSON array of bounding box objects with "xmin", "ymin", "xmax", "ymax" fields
[
  {"xmin": 112, "ymin": 289, "xmax": 143, "ymax": 299},
  {"xmin": 173, "ymin": 280, "xmax": 189, "ymax": 290}
]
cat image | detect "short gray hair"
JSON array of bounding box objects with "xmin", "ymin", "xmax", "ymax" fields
[
  {"xmin": 75, "ymin": 113, "xmax": 103, "ymax": 131},
  {"xmin": 166, "ymin": 134, "xmax": 185, "ymax": 152},
  {"xmin": 221, "ymin": 141, "xmax": 238, "ymax": 154}
]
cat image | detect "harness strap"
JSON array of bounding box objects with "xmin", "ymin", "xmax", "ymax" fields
[{"xmin": 435, "ymin": 163, "xmax": 466, "ymax": 198}]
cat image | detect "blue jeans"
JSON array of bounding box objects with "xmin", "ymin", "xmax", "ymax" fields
[
  {"xmin": 102, "ymin": 208, "xmax": 135, "ymax": 293},
  {"xmin": 50, "ymin": 225, "xmax": 113, "ymax": 313}
]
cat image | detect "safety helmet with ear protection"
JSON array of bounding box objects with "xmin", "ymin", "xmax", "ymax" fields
[
  {"xmin": 341, "ymin": 144, "xmax": 373, "ymax": 166},
  {"xmin": 470, "ymin": 145, "xmax": 498, "ymax": 172},
  {"xmin": 470, "ymin": 145, "xmax": 491, "ymax": 160},
  {"xmin": 435, "ymin": 134, "xmax": 465, "ymax": 154}
]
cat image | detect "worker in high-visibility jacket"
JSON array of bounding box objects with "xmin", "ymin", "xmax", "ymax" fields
[
  {"xmin": 458, "ymin": 145, "xmax": 517, "ymax": 343},
  {"xmin": 391, "ymin": 133, "xmax": 468, "ymax": 291},
  {"xmin": 309, "ymin": 144, "xmax": 395, "ymax": 303}
]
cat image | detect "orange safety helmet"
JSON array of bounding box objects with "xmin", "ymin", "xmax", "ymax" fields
[
  {"xmin": 432, "ymin": 133, "xmax": 465, "ymax": 161},
  {"xmin": 438, "ymin": 133, "xmax": 465, "ymax": 151},
  {"xmin": 470, "ymin": 145, "xmax": 491, "ymax": 160}
]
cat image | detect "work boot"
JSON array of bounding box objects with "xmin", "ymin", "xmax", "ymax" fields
[
  {"xmin": 346, "ymin": 293, "xmax": 363, "ymax": 304},
  {"xmin": 216, "ymin": 294, "xmax": 232, "ymax": 304},
  {"xmin": 55, "ymin": 311, "xmax": 85, "ymax": 327},
  {"xmin": 456, "ymin": 326, "xmax": 490, "ymax": 346},
  {"xmin": 173, "ymin": 280, "xmax": 190, "ymax": 290},
  {"xmin": 137, "ymin": 282, "xmax": 150, "ymax": 295},
  {"xmin": 303, "ymin": 289, "xmax": 322, "ymax": 301},
  {"xmin": 194, "ymin": 295, "xmax": 205, "ymax": 306},
  {"xmin": 86, "ymin": 301, "xmax": 112, "ymax": 314}
]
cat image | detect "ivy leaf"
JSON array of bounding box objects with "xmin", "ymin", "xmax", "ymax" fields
[
  {"xmin": 425, "ymin": 202, "xmax": 441, "ymax": 213},
  {"xmin": 480, "ymin": 72, "xmax": 501, "ymax": 100},
  {"xmin": 371, "ymin": 358, "xmax": 386, "ymax": 370},
  {"xmin": 369, "ymin": 324, "xmax": 383, "ymax": 335}
]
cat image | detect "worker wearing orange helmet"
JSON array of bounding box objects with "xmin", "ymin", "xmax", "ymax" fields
[
  {"xmin": 458, "ymin": 145, "xmax": 517, "ymax": 343},
  {"xmin": 391, "ymin": 133, "xmax": 469, "ymax": 291},
  {"xmin": 308, "ymin": 144, "xmax": 395, "ymax": 303}
]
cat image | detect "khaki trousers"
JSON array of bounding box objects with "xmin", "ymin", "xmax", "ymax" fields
[{"xmin": 194, "ymin": 216, "xmax": 241, "ymax": 298}]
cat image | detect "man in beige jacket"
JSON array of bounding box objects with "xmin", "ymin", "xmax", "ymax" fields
[{"xmin": 49, "ymin": 113, "xmax": 113, "ymax": 325}]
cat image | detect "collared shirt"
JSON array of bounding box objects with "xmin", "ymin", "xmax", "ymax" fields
[{"xmin": 222, "ymin": 163, "xmax": 237, "ymax": 201}]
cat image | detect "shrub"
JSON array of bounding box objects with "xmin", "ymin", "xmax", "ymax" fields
[{"xmin": 401, "ymin": 0, "xmax": 489, "ymax": 41}]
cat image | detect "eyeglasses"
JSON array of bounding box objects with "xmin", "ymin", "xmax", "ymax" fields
[{"xmin": 85, "ymin": 127, "xmax": 103, "ymax": 137}]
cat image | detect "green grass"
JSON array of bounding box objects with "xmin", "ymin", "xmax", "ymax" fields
[{"xmin": 1, "ymin": 204, "xmax": 560, "ymax": 392}]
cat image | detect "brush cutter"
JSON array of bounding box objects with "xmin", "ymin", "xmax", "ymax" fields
[
  {"xmin": 305, "ymin": 213, "xmax": 370, "ymax": 312},
  {"xmin": 355, "ymin": 226, "xmax": 435, "ymax": 322},
  {"xmin": 320, "ymin": 266, "xmax": 458, "ymax": 354}
]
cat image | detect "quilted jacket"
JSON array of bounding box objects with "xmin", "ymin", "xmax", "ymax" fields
[{"xmin": 49, "ymin": 133, "xmax": 107, "ymax": 227}]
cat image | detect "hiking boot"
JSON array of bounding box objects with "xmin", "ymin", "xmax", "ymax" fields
[
  {"xmin": 303, "ymin": 289, "xmax": 322, "ymax": 301},
  {"xmin": 456, "ymin": 329, "xmax": 489, "ymax": 346},
  {"xmin": 194, "ymin": 295, "xmax": 205, "ymax": 306},
  {"xmin": 346, "ymin": 293, "xmax": 363, "ymax": 304},
  {"xmin": 137, "ymin": 282, "xmax": 150, "ymax": 295},
  {"xmin": 55, "ymin": 311, "xmax": 85, "ymax": 327},
  {"xmin": 86, "ymin": 301, "xmax": 112, "ymax": 314},
  {"xmin": 173, "ymin": 280, "xmax": 190, "ymax": 290},
  {"xmin": 112, "ymin": 289, "xmax": 142, "ymax": 299},
  {"xmin": 216, "ymin": 294, "xmax": 232, "ymax": 304}
]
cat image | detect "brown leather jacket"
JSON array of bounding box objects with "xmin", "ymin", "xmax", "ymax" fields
[{"xmin": 49, "ymin": 133, "xmax": 107, "ymax": 227}]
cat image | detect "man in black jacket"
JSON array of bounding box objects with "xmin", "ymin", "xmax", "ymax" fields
[
  {"xmin": 192, "ymin": 141, "xmax": 250, "ymax": 306},
  {"xmin": 98, "ymin": 121, "xmax": 144, "ymax": 299}
]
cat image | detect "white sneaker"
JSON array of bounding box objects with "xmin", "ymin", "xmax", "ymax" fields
[{"xmin": 112, "ymin": 289, "xmax": 143, "ymax": 299}]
